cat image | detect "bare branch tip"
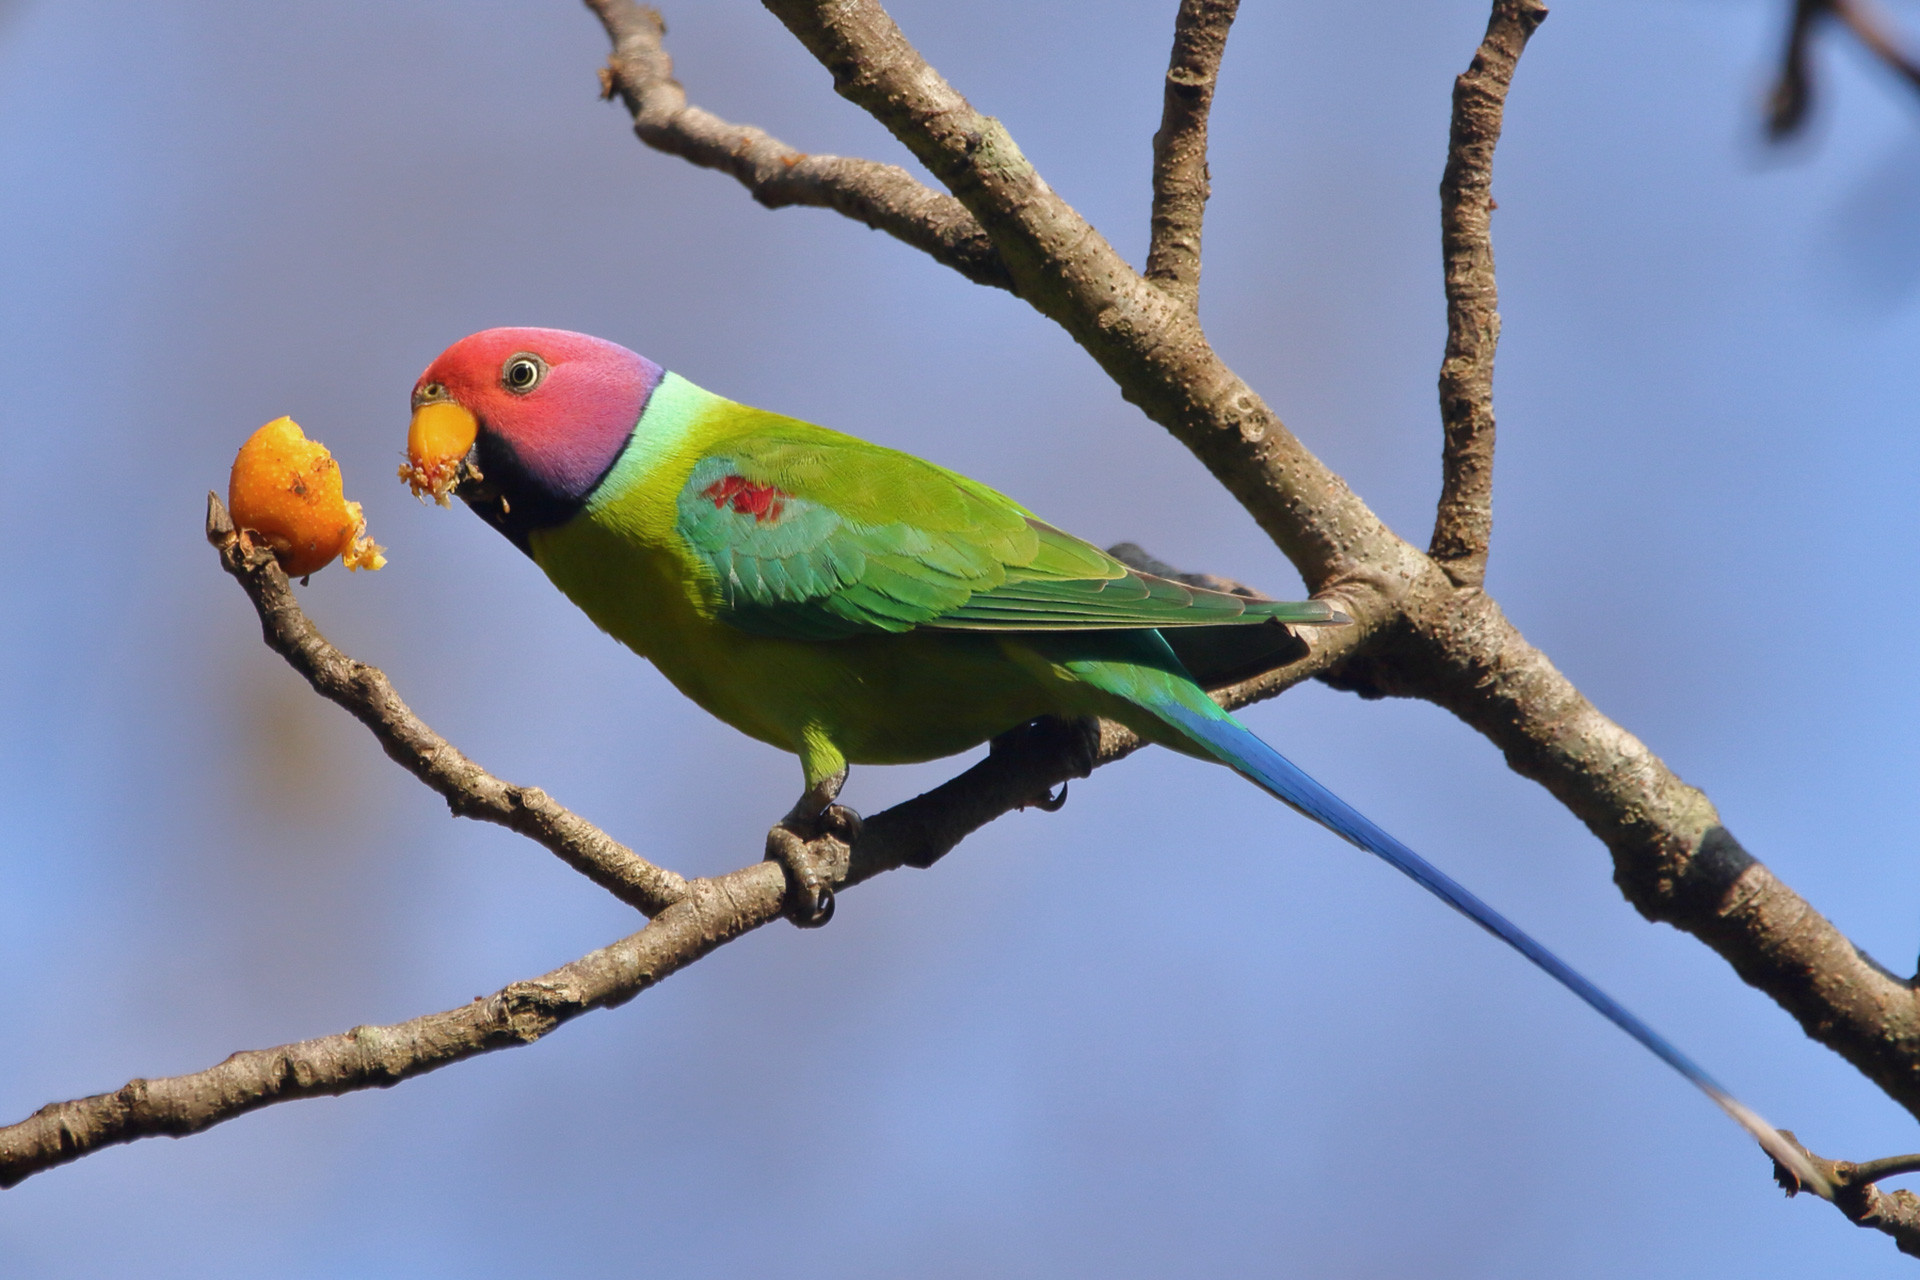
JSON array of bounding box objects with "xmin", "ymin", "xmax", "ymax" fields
[
  {"xmin": 1428, "ymin": 0, "xmax": 1548, "ymax": 585},
  {"xmin": 588, "ymin": 0, "xmax": 1012, "ymax": 290},
  {"xmin": 1146, "ymin": 0, "xmax": 1242, "ymax": 302},
  {"xmin": 205, "ymin": 491, "xmax": 234, "ymax": 546}
]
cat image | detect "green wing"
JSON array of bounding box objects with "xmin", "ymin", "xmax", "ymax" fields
[{"xmin": 673, "ymin": 426, "xmax": 1339, "ymax": 641}]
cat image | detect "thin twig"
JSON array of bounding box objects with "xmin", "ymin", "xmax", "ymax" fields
[
  {"xmin": 0, "ymin": 515, "xmax": 1347, "ymax": 1189},
  {"xmin": 585, "ymin": 0, "xmax": 1012, "ymax": 291},
  {"xmin": 1428, "ymin": 0, "xmax": 1546, "ymax": 589},
  {"xmin": 1834, "ymin": 0, "xmax": 1920, "ymax": 95},
  {"xmin": 207, "ymin": 493, "xmax": 690, "ymax": 917},
  {"xmin": 1850, "ymin": 1153, "xmax": 1920, "ymax": 1185},
  {"xmin": 1145, "ymin": 0, "xmax": 1239, "ymax": 306},
  {"xmin": 0, "ymin": 865, "xmax": 787, "ymax": 1189},
  {"xmin": 1768, "ymin": 0, "xmax": 1825, "ymax": 139},
  {"xmin": 1768, "ymin": 0, "xmax": 1920, "ymax": 139},
  {"xmin": 1775, "ymin": 1133, "xmax": 1920, "ymax": 1259}
]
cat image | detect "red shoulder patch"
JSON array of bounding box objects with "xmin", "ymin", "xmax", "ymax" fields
[{"xmin": 703, "ymin": 474, "xmax": 789, "ymax": 523}]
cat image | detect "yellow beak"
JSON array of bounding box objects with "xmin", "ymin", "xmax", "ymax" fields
[{"xmin": 401, "ymin": 400, "xmax": 478, "ymax": 506}]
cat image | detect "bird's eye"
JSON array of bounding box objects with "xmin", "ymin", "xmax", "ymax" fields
[{"xmin": 502, "ymin": 354, "xmax": 547, "ymax": 394}]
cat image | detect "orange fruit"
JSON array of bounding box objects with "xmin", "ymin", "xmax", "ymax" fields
[{"xmin": 228, "ymin": 416, "xmax": 385, "ymax": 577}]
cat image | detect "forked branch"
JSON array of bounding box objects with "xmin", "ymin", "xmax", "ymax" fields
[
  {"xmin": 19, "ymin": 1, "xmax": 1920, "ymax": 1262},
  {"xmin": 206, "ymin": 494, "xmax": 690, "ymax": 917},
  {"xmin": 1769, "ymin": 0, "xmax": 1920, "ymax": 139},
  {"xmin": 576, "ymin": 5, "xmax": 1920, "ymax": 1253},
  {"xmin": 1776, "ymin": 1134, "xmax": 1920, "ymax": 1258},
  {"xmin": 588, "ymin": 0, "xmax": 1012, "ymax": 290},
  {"xmin": 0, "ymin": 506, "xmax": 1354, "ymax": 1189}
]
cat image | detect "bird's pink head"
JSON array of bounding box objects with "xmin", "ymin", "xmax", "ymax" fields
[{"xmin": 404, "ymin": 327, "xmax": 663, "ymax": 548}]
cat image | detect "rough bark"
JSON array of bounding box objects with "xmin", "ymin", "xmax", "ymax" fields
[
  {"xmin": 586, "ymin": 0, "xmax": 1920, "ymax": 1253},
  {"xmin": 15, "ymin": 0, "xmax": 1920, "ymax": 1257},
  {"xmin": 1145, "ymin": 0, "xmax": 1239, "ymax": 306},
  {"xmin": 206, "ymin": 495, "xmax": 690, "ymax": 918},
  {"xmin": 1428, "ymin": 0, "xmax": 1545, "ymax": 587},
  {"xmin": 589, "ymin": 0, "xmax": 1011, "ymax": 290},
  {"xmin": 0, "ymin": 506, "xmax": 1356, "ymax": 1189}
]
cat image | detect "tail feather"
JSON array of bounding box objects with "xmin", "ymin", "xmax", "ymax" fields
[{"xmin": 1154, "ymin": 700, "xmax": 1828, "ymax": 1197}]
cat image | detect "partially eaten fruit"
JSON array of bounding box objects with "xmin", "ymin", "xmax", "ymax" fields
[{"xmin": 228, "ymin": 416, "xmax": 387, "ymax": 577}]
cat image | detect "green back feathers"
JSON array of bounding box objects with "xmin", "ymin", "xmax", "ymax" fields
[{"xmin": 665, "ymin": 406, "xmax": 1339, "ymax": 642}]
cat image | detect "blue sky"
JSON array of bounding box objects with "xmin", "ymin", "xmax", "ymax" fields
[{"xmin": 4, "ymin": 0, "xmax": 1920, "ymax": 1274}]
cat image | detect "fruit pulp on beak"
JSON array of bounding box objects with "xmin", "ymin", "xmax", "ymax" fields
[{"xmin": 401, "ymin": 400, "xmax": 478, "ymax": 505}]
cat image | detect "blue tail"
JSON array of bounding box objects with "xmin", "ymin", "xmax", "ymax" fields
[{"xmin": 1151, "ymin": 698, "xmax": 1823, "ymax": 1192}]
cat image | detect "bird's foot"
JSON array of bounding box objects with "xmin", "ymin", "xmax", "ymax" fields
[
  {"xmin": 990, "ymin": 715, "xmax": 1101, "ymax": 811},
  {"xmin": 766, "ymin": 769, "xmax": 860, "ymax": 928}
]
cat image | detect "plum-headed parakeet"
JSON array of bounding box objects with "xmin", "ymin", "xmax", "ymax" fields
[{"xmin": 403, "ymin": 327, "xmax": 1815, "ymax": 1185}]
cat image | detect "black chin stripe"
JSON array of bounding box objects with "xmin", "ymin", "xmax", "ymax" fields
[
  {"xmin": 462, "ymin": 432, "xmax": 587, "ymax": 555},
  {"xmin": 462, "ymin": 423, "xmax": 648, "ymax": 556}
]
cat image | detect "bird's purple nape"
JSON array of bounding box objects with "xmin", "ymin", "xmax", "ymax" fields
[{"xmin": 416, "ymin": 327, "xmax": 664, "ymax": 545}]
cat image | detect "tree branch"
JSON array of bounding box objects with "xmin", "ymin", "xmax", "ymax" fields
[
  {"xmin": 1428, "ymin": 0, "xmax": 1545, "ymax": 589},
  {"xmin": 852, "ymin": 610, "xmax": 1368, "ymax": 883},
  {"xmin": 0, "ymin": 863, "xmax": 789, "ymax": 1189},
  {"xmin": 753, "ymin": 0, "xmax": 1427, "ymax": 605},
  {"xmin": 1371, "ymin": 586, "xmax": 1920, "ymax": 1118},
  {"xmin": 1145, "ymin": 0, "xmax": 1239, "ymax": 306},
  {"xmin": 207, "ymin": 493, "xmax": 691, "ymax": 917},
  {"xmin": 0, "ymin": 509, "xmax": 1348, "ymax": 1189},
  {"xmin": 1769, "ymin": 0, "xmax": 1824, "ymax": 138},
  {"xmin": 589, "ymin": 0, "xmax": 1920, "ymax": 1155},
  {"xmin": 585, "ymin": 0, "xmax": 1013, "ymax": 291},
  {"xmin": 1768, "ymin": 0, "xmax": 1920, "ymax": 139},
  {"xmin": 24, "ymin": 0, "xmax": 1912, "ymax": 1232},
  {"xmin": 1833, "ymin": 0, "xmax": 1920, "ymax": 96},
  {"xmin": 1776, "ymin": 1134, "xmax": 1920, "ymax": 1259}
]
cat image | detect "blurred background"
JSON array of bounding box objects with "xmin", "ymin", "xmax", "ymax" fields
[{"xmin": 3, "ymin": 0, "xmax": 1919, "ymax": 1273}]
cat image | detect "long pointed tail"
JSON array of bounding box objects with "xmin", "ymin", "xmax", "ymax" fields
[{"xmin": 1154, "ymin": 700, "xmax": 1826, "ymax": 1195}]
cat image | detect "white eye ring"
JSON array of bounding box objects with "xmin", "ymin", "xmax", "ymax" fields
[{"xmin": 502, "ymin": 353, "xmax": 547, "ymax": 394}]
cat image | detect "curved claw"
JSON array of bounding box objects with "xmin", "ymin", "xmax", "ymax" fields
[
  {"xmin": 765, "ymin": 776, "xmax": 858, "ymax": 929},
  {"xmin": 766, "ymin": 822, "xmax": 839, "ymax": 928},
  {"xmin": 1031, "ymin": 780, "xmax": 1070, "ymax": 812},
  {"xmin": 821, "ymin": 802, "xmax": 864, "ymax": 846},
  {"xmin": 791, "ymin": 882, "xmax": 836, "ymax": 928}
]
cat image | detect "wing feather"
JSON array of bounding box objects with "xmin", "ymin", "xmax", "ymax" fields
[{"xmin": 672, "ymin": 420, "xmax": 1338, "ymax": 639}]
